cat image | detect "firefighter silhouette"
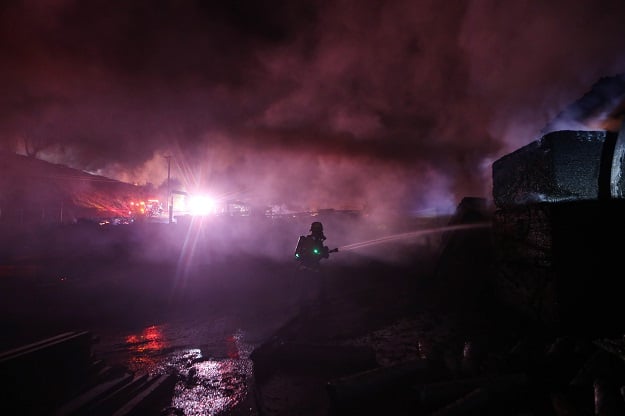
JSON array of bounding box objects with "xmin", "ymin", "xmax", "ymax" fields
[{"xmin": 293, "ymin": 221, "xmax": 337, "ymax": 310}]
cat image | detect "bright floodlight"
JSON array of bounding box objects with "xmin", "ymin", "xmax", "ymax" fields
[{"xmin": 188, "ymin": 195, "xmax": 217, "ymax": 216}]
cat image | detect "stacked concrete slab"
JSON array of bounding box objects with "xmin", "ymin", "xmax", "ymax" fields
[{"xmin": 492, "ymin": 128, "xmax": 625, "ymax": 334}]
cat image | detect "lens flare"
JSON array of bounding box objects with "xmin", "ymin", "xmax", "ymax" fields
[{"xmin": 187, "ymin": 195, "xmax": 217, "ymax": 216}]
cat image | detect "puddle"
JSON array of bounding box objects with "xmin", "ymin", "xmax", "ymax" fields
[
  {"xmin": 171, "ymin": 351, "xmax": 252, "ymax": 415},
  {"xmin": 95, "ymin": 322, "xmax": 257, "ymax": 415}
]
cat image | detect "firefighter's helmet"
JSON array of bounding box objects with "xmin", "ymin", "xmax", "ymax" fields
[{"xmin": 310, "ymin": 221, "xmax": 323, "ymax": 233}]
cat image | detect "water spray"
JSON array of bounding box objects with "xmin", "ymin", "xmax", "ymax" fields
[{"xmin": 337, "ymin": 222, "xmax": 491, "ymax": 252}]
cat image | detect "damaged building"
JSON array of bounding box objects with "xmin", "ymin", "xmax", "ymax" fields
[{"xmin": 0, "ymin": 151, "xmax": 149, "ymax": 225}]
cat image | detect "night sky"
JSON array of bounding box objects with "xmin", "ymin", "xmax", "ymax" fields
[{"xmin": 3, "ymin": 0, "xmax": 625, "ymax": 216}]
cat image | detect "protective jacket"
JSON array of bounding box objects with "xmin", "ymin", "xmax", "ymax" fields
[{"xmin": 294, "ymin": 234, "xmax": 329, "ymax": 269}]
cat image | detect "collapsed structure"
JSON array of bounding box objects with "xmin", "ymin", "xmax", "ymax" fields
[{"xmin": 491, "ymin": 124, "xmax": 625, "ymax": 335}]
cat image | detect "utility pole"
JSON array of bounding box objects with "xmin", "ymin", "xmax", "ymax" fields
[{"xmin": 165, "ymin": 155, "xmax": 172, "ymax": 224}]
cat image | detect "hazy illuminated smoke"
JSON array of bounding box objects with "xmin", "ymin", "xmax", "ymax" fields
[{"xmin": 3, "ymin": 1, "xmax": 625, "ymax": 214}]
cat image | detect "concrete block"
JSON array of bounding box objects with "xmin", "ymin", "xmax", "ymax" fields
[{"xmin": 492, "ymin": 130, "xmax": 616, "ymax": 208}]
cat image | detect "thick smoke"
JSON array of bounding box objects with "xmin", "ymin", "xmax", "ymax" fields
[{"xmin": 2, "ymin": 0, "xmax": 625, "ymax": 216}]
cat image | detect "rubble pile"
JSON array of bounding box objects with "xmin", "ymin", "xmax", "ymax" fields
[
  {"xmin": 333, "ymin": 331, "xmax": 625, "ymax": 415},
  {"xmin": 250, "ymin": 300, "xmax": 625, "ymax": 415}
]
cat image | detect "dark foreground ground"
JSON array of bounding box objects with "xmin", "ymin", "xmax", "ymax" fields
[{"xmin": 2, "ymin": 218, "xmax": 624, "ymax": 415}]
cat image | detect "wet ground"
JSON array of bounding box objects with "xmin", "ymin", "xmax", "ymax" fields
[
  {"xmin": 0, "ymin": 249, "xmax": 444, "ymax": 414},
  {"xmin": 0, "ymin": 254, "xmax": 299, "ymax": 415},
  {"xmin": 0, "ymin": 217, "xmax": 454, "ymax": 415},
  {"xmin": 5, "ymin": 215, "xmax": 592, "ymax": 415}
]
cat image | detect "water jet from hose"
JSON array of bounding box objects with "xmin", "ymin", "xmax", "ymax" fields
[{"xmin": 338, "ymin": 222, "xmax": 491, "ymax": 252}]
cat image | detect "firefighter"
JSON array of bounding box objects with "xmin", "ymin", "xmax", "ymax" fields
[{"xmin": 293, "ymin": 221, "xmax": 338, "ymax": 310}]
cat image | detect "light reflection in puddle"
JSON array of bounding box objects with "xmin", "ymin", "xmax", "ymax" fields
[
  {"xmin": 122, "ymin": 326, "xmax": 254, "ymax": 415},
  {"xmin": 173, "ymin": 358, "xmax": 252, "ymax": 415},
  {"xmin": 125, "ymin": 325, "xmax": 170, "ymax": 373}
]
